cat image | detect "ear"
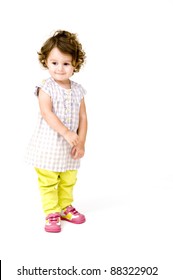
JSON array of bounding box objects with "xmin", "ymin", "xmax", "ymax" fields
[
  {"xmin": 44, "ymin": 60, "xmax": 48, "ymax": 68},
  {"xmin": 73, "ymin": 61, "xmax": 79, "ymax": 72}
]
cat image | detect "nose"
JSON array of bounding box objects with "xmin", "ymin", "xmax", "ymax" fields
[{"xmin": 57, "ymin": 64, "xmax": 63, "ymax": 71}]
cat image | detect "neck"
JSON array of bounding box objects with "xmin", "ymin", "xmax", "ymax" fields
[{"xmin": 55, "ymin": 79, "xmax": 71, "ymax": 89}]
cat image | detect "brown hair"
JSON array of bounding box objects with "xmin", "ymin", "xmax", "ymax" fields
[{"xmin": 38, "ymin": 30, "xmax": 86, "ymax": 73}]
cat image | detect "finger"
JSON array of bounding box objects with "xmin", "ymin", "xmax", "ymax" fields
[
  {"xmin": 71, "ymin": 140, "xmax": 76, "ymax": 146},
  {"xmin": 70, "ymin": 142, "xmax": 73, "ymax": 147},
  {"xmin": 75, "ymin": 139, "xmax": 79, "ymax": 145},
  {"xmin": 73, "ymin": 150, "xmax": 79, "ymax": 160},
  {"xmin": 71, "ymin": 146, "xmax": 76, "ymax": 156}
]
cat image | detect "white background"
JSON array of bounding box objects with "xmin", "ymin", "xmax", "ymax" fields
[{"xmin": 0, "ymin": 0, "xmax": 173, "ymax": 279}]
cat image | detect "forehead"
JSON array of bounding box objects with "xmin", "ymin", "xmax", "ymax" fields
[{"xmin": 48, "ymin": 47, "xmax": 72, "ymax": 61}]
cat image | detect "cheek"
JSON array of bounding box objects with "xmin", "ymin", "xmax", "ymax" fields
[
  {"xmin": 67, "ymin": 67, "xmax": 74, "ymax": 75},
  {"xmin": 48, "ymin": 68, "xmax": 54, "ymax": 76},
  {"xmin": 48, "ymin": 65, "xmax": 55, "ymax": 72}
]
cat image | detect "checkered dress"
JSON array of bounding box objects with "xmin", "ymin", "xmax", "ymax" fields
[{"xmin": 25, "ymin": 77, "xmax": 86, "ymax": 172}]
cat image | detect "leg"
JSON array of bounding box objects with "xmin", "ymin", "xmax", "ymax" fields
[
  {"xmin": 59, "ymin": 170, "xmax": 86, "ymax": 224},
  {"xmin": 58, "ymin": 170, "xmax": 78, "ymax": 210},
  {"xmin": 35, "ymin": 168, "xmax": 61, "ymax": 215}
]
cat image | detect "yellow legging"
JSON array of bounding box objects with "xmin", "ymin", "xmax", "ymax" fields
[{"xmin": 35, "ymin": 168, "xmax": 77, "ymax": 215}]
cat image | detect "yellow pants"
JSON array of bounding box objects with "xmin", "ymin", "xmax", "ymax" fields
[{"xmin": 35, "ymin": 168, "xmax": 77, "ymax": 215}]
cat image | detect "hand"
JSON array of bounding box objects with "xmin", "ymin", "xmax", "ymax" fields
[
  {"xmin": 71, "ymin": 142, "xmax": 85, "ymax": 160},
  {"xmin": 63, "ymin": 130, "xmax": 79, "ymax": 147}
]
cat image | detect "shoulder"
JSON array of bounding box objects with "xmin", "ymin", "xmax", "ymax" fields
[
  {"xmin": 34, "ymin": 77, "xmax": 56, "ymax": 97},
  {"xmin": 71, "ymin": 80, "xmax": 87, "ymax": 95},
  {"xmin": 39, "ymin": 77, "xmax": 55, "ymax": 90}
]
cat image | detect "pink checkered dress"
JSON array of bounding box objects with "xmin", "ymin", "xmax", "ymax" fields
[{"xmin": 25, "ymin": 77, "xmax": 86, "ymax": 172}]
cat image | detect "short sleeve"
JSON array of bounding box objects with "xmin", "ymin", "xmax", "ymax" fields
[
  {"xmin": 80, "ymin": 85, "xmax": 87, "ymax": 97},
  {"xmin": 34, "ymin": 79, "xmax": 52, "ymax": 97},
  {"xmin": 78, "ymin": 84, "xmax": 87, "ymax": 102}
]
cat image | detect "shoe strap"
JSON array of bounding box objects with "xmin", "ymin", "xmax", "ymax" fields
[
  {"xmin": 46, "ymin": 213, "xmax": 60, "ymax": 221},
  {"xmin": 64, "ymin": 206, "xmax": 78, "ymax": 215}
]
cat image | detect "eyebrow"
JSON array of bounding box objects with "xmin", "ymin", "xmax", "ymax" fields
[{"xmin": 49, "ymin": 58, "xmax": 72, "ymax": 62}]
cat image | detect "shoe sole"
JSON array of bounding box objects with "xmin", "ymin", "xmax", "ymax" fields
[
  {"xmin": 61, "ymin": 217, "xmax": 86, "ymax": 224},
  {"xmin": 45, "ymin": 227, "xmax": 61, "ymax": 233}
]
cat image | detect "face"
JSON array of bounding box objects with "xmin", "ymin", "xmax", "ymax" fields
[{"xmin": 46, "ymin": 47, "xmax": 75, "ymax": 84}]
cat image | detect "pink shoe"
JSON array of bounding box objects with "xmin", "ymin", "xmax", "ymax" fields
[
  {"xmin": 61, "ymin": 206, "xmax": 86, "ymax": 224},
  {"xmin": 45, "ymin": 213, "xmax": 61, "ymax": 233}
]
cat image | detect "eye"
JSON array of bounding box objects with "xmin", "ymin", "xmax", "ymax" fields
[
  {"xmin": 52, "ymin": 62, "xmax": 58, "ymax": 65},
  {"xmin": 64, "ymin": 63, "xmax": 70, "ymax": 66}
]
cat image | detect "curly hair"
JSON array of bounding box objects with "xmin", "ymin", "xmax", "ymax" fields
[{"xmin": 38, "ymin": 30, "xmax": 86, "ymax": 73}]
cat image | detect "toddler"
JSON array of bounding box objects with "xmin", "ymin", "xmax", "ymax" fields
[{"xmin": 26, "ymin": 30, "xmax": 87, "ymax": 233}]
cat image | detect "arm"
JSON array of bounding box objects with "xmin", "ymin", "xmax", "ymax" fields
[
  {"xmin": 38, "ymin": 89, "xmax": 79, "ymax": 147},
  {"xmin": 71, "ymin": 98, "xmax": 88, "ymax": 159},
  {"xmin": 77, "ymin": 98, "xmax": 88, "ymax": 144}
]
